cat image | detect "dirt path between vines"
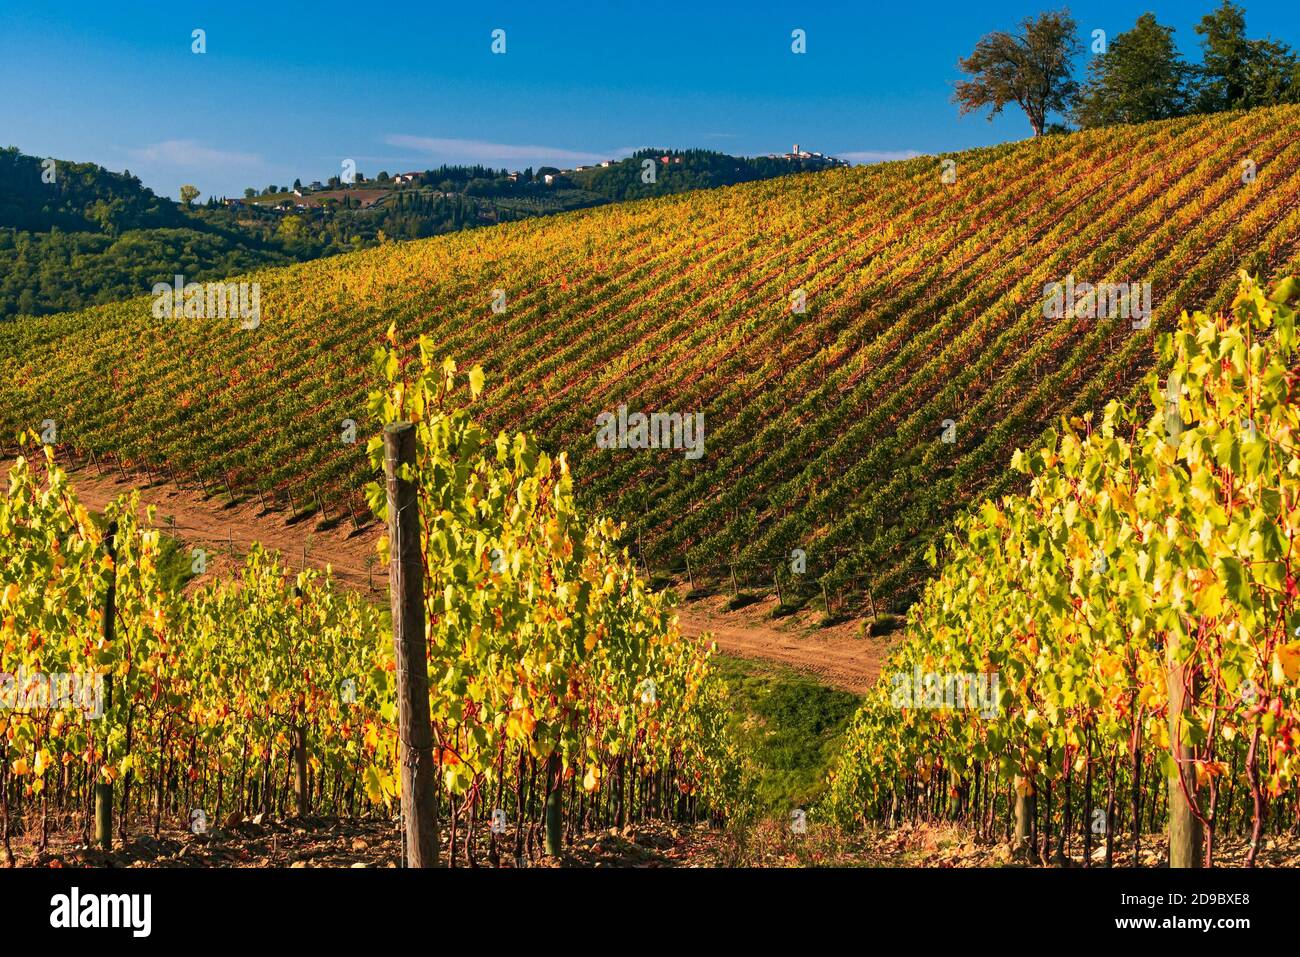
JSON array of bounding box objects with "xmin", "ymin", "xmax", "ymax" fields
[{"xmin": 52, "ymin": 464, "xmax": 884, "ymax": 694}]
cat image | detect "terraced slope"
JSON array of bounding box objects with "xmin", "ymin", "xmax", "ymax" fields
[{"xmin": 4, "ymin": 106, "xmax": 1300, "ymax": 610}]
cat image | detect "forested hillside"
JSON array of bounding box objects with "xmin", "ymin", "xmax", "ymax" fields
[{"xmin": 0, "ymin": 145, "xmax": 833, "ymax": 321}]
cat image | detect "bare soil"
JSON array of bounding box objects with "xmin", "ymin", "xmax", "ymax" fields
[
  {"xmin": 53, "ymin": 463, "xmax": 885, "ymax": 694},
  {"xmin": 673, "ymin": 588, "xmax": 883, "ymax": 694},
  {"xmin": 10, "ymin": 813, "xmax": 1298, "ymax": 869}
]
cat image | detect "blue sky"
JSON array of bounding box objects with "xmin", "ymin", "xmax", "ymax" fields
[{"xmin": 1, "ymin": 1, "xmax": 1297, "ymax": 201}]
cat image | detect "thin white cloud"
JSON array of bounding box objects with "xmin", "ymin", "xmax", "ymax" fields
[
  {"xmin": 839, "ymin": 149, "xmax": 927, "ymax": 165},
  {"xmin": 384, "ymin": 134, "xmax": 620, "ymax": 166},
  {"xmin": 124, "ymin": 139, "xmax": 263, "ymax": 168}
]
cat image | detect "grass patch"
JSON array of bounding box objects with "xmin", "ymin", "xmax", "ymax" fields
[
  {"xmin": 770, "ymin": 598, "xmax": 806, "ymax": 619},
  {"xmin": 862, "ymin": 613, "xmax": 906, "ymax": 638},
  {"xmin": 647, "ymin": 572, "xmax": 674, "ymax": 592},
  {"xmin": 716, "ymin": 656, "xmax": 860, "ymax": 816},
  {"xmin": 154, "ymin": 531, "xmax": 200, "ymax": 593},
  {"xmin": 726, "ymin": 591, "xmax": 762, "ymax": 611}
]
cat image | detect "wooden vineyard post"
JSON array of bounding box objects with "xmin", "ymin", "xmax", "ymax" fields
[
  {"xmin": 637, "ymin": 531, "xmax": 650, "ymax": 580},
  {"xmin": 94, "ymin": 520, "xmax": 119, "ymax": 852},
  {"xmin": 821, "ymin": 579, "xmax": 831, "ymax": 617},
  {"xmin": 1013, "ymin": 777, "xmax": 1035, "ymax": 860},
  {"xmin": 1167, "ymin": 632, "xmax": 1203, "ymax": 868},
  {"xmin": 294, "ymin": 725, "xmax": 308, "ymax": 818},
  {"xmin": 772, "ymin": 566, "xmax": 783, "ymax": 606},
  {"xmin": 545, "ymin": 753, "xmax": 563, "ymax": 857},
  {"xmin": 384, "ymin": 423, "xmax": 440, "ymax": 867},
  {"xmin": 729, "ymin": 562, "xmax": 738, "ymax": 597},
  {"xmin": 1083, "ymin": 729, "xmax": 1094, "ymax": 868},
  {"xmin": 685, "ymin": 556, "xmax": 695, "ymax": 592}
]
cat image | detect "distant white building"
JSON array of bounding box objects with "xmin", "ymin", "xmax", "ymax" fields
[
  {"xmin": 776, "ymin": 144, "xmax": 845, "ymax": 166},
  {"xmin": 543, "ymin": 173, "xmax": 557, "ymax": 185},
  {"xmin": 393, "ymin": 172, "xmax": 420, "ymax": 184}
]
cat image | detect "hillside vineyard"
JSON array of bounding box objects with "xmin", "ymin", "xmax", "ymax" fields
[
  {"xmin": 4, "ymin": 106, "xmax": 1300, "ymax": 610},
  {"xmin": 828, "ymin": 277, "xmax": 1300, "ymax": 868}
]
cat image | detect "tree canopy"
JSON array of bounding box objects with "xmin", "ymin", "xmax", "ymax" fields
[
  {"xmin": 1076, "ymin": 13, "xmax": 1192, "ymax": 128},
  {"xmin": 959, "ymin": 3, "xmax": 1299, "ymax": 134},
  {"xmin": 954, "ymin": 9, "xmax": 1081, "ymax": 136}
]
